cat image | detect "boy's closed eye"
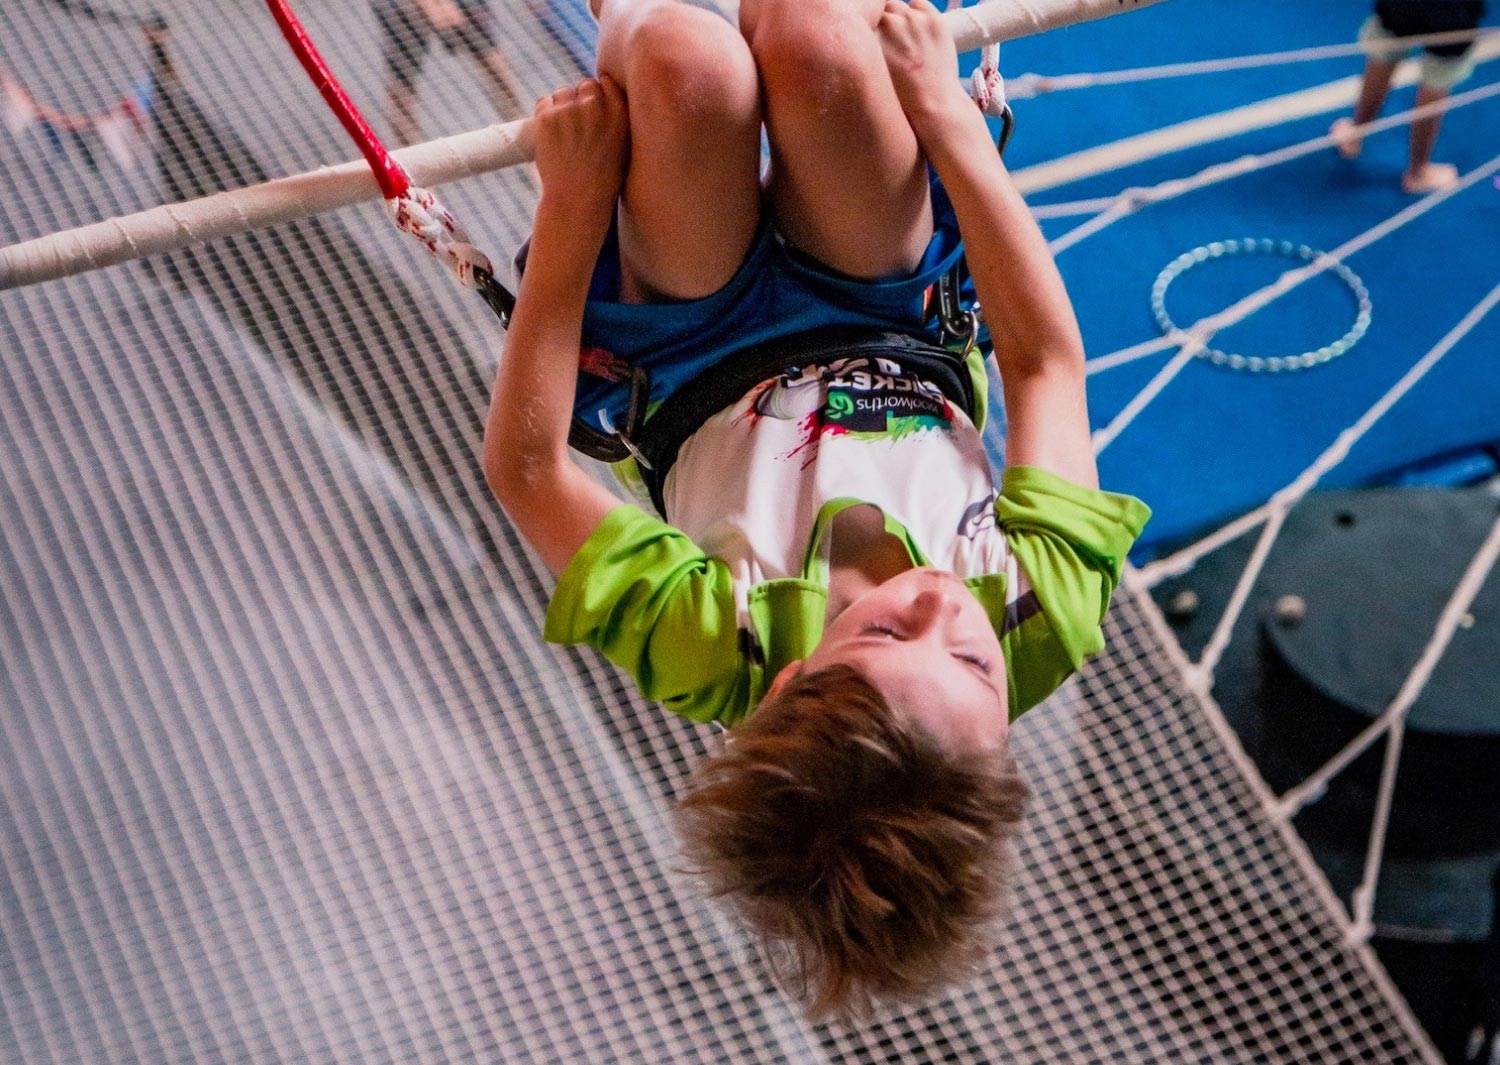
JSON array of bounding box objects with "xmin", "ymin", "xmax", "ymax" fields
[
  {"xmin": 859, "ymin": 620, "xmax": 995, "ymax": 676},
  {"xmin": 796, "ymin": 569, "xmax": 1011, "ymax": 751}
]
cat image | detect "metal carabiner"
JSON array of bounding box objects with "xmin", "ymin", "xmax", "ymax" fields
[
  {"xmin": 597, "ymin": 410, "xmax": 654, "ymax": 470},
  {"xmin": 936, "ymin": 264, "xmax": 982, "ymax": 357},
  {"xmin": 995, "ymin": 105, "xmax": 1015, "ymax": 157},
  {"xmin": 956, "ymin": 306, "xmax": 981, "ymax": 359}
]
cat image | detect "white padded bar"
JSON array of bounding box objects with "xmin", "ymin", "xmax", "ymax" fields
[{"xmin": 0, "ymin": 0, "xmax": 1166, "ymax": 290}]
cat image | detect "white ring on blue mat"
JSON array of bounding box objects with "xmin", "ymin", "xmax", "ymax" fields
[{"xmin": 1151, "ymin": 238, "xmax": 1372, "ymax": 373}]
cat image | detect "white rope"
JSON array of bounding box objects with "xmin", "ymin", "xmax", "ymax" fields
[
  {"xmin": 1282, "ymin": 507, "xmax": 1500, "ymax": 820},
  {"xmin": 971, "ymin": 43, "xmax": 1008, "ymax": 118},
  {"xmin": 1090, "ymin": 335, "xmax": 1201, "ymax": 455},
  {"xmin": 387, "ymin": 186, "xmax": 493, "ymax": 290},
  {"xmin": 1045, "ymin": 198, "xmax": 1132, "ymax": 255},
  {"xmin": 1136, "ymin": 502, "xmax": 1272, "ymax": 587},
  {"xmin": 1083, "ymin": 330, "xmax": 1180, "ymax": 378},
  {"xmin": 1143, "ymin": 282, "xmax": 1500, "ymax": 590},
  {"xmin": 1164, "ymin": 290, "xmax": 1500, "ymax": 946},
  {"xmin": 1009, "ymin": 27, "xmax": 1498, "ymax": 99},
  {"xmin": 0, "ymin": 0, "xmax": 1167, "ymax": 291},
  {"xmin": 1031, "ymin": 193, "xmax": 1118, "ymax": 221},
  {"xmin": 1279, "ymin": 510, "xmax": 1500, "ymax": 944},
  {"xmin": 1016, "ymin": 30, "xmax": 1499, "ymax": 201},
  {"xmin": 1092, "ymin": 252, "xmax": 1359, "ymax": 452},
  {"xmin": 1348, "ymin": 508, "xmax": 1500, "ymax": 945},
  {"xmin": 1191, "ymin": 281, "xmax": 1500, "ymax": 685},
  {"xmin": 1044, "ymin": 80, "xmax": 1500, "ymax": 252},
  {"xmin": 1087, "ymin": 152, "xmax": 1500, "ymax": 458}
]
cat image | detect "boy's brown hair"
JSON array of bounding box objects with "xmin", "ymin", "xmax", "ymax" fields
[{"xmin": 675, "ymin": 664, "xmax": 1030, "ymax": 1020}]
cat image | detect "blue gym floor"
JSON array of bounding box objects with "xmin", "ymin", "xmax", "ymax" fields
[{"xmin": 980, "ymin": 0, "xmax": 1500, "ymax": 559}]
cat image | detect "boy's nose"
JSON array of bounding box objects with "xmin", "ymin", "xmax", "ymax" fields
[{"xmin": 908, "ymin": 584, "xmax": 964, "ymax": 630}]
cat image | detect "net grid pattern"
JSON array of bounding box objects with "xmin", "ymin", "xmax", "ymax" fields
[{"xmin": 1, "ymin": 1, "xmax": 1439, "ymax": 1062}]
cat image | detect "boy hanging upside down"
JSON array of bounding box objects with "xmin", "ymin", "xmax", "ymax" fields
[{"xmin": 484, "ymin": 0, "xmax": 1150, "ymax": 1019}]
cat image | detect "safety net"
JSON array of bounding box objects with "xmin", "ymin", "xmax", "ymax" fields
[{"xmin": 0, "ymin": 1, "xmax": 1443, "ymax": 1061}]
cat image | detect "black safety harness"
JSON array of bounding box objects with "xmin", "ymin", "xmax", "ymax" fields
[{"xmin": 512, "ymin": 101, "xmax": 1016, "ymax": 473}]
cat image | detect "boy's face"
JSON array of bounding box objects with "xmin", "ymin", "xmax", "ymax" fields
[{"xmin": 802, "ymin": 568, "xmax": 1009, "ymax": 752}]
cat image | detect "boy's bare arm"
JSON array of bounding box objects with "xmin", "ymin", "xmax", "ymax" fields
[
  {"xmin": 483, "ymin": 77, "xmax": 629, "ymax": 575},
  {"xmin": 877, "ymin": 0, "xmax": 1098, "ymax": 490}
]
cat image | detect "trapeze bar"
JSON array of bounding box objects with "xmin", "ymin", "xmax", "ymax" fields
[{"xmin": 0, "ymin": 0, "xmax": 1165, "ymax": 291}]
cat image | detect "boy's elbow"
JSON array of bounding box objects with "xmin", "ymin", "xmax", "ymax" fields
[
  {"xmin": 1004, "ymin": 344, "xmax": 1086, "ymax": 389},
  {"xmin": 485, "ymin": 456, "xmax": 544, "ymax": 511},
  {"xmin": 482, "ymin": 425, "xmax": 549, "ymax": 507},
  {"xmin": 1025, "ymin": 333, "xmax": 1086, "ymax": 374},
  {"xmin": 1043, "ymin": 345, "xmax": 1087, "ymax": 385},
  {"xmin": 482, "ymin": 449, "xmax": 514, "ymax": 506}
]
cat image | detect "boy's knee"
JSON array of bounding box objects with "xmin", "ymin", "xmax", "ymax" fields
[
  {"xmin": 745, "ymin": 8, "xmax": 875, "ymax": 104},
  {"xmin": 740, "ymin": 0, "xmax": 879, "ymax": 42},
  {"xmin": 625, "ymin": 7, "xmax": 759, "ymax": 124}
]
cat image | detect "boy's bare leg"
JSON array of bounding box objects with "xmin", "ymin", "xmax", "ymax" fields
[
  {"xmin": 1332, "ymin": 57, "xmax": 1397, "ymax": 159},
  {"xmin": 1403, "ymin": 83, "xmax": 1459, "ymax": 192},
  {"xmin": 596, "ymin": 0, "xmax": 763, "ymax": 302},
  {"xmin": 741, "ymin": 0, "xmax": 933, "ymax": 280}
]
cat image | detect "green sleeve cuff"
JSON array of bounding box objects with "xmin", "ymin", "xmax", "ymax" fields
[
  {"xmin": 997, "ymin": 466, "xmax": 1151, "ymax": 715},
  {"xmin": 544, "ymin": 504, "xmax": 650, "ymax": 644},
  {"xmin": 544, "ymin": 504, "xmax": 745, "ymax": 724},
  {"xmin": 998, "ymin": 465, "xmax": 1152, "ymax": 583}
]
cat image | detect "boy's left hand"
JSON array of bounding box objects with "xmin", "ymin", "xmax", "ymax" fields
[{"xmin": 876, "ymin": 0, "xmax": 974, "ymax": 140}]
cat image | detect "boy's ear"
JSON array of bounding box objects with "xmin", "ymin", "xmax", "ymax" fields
[{"xmin": 767, "ymin": 660, "xmax": 803, "ymax": 698}]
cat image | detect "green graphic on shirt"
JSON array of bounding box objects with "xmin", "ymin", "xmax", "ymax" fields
[
  {"xmin": 886, "ymin": 413, "xmax": 949, "ymax": 439},
  {"xmin": 830, "ymin": 413, "xmax": 951, "ymax": 444},
  {"xmin": 821, "ymin": 378, "xmax": 950, "ymax": 434}
]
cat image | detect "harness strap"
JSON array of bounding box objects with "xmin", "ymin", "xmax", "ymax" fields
[{"xmin": 566, "ymin": 64, "xmax": 1018, "ymax": 466}]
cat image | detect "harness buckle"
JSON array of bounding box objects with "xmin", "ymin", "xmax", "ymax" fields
[
  {"xmin": 598, "ymin": 411, "xmax": 654, "ymax": 471},
  {"xmin": 568, "ymin": 360, "xmax": 653, "ymax": 465}
]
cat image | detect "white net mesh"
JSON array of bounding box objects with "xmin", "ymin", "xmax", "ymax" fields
[{"xmin": 0, "ymin": 2, "xmax": 1442, "ymax": 1061}]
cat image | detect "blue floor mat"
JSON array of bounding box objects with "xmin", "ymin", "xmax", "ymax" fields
[{"xmin": 979, "ymin": 0, "xmax": 1500, "ymax": 557}]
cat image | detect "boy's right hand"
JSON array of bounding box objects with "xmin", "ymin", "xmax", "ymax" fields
[
  {"xmin": 532, "ymin": 76, "xmax": 629, "ymax": 239},
  {"xmin": 877, "ymin": 0, "xmax": 981, "ymax": 145}
]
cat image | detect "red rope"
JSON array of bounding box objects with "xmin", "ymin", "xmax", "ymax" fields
[{"xmin": 263, "ymin": 0, "xmax": 409, "ymax": 199}]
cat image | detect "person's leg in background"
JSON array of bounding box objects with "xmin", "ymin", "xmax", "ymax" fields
[
  {"xmin": 1331, "ymin": 8, "xmax": 1405, "ymax": 160},
  {"xmin": 1402, "ymin": 22, "xmax": 1483, "ymax": 192},
  {"xmin": 375, "ymin": 0, "xmax": 432, "ymax": 145},
  {"xmin": 450, "ymin": 0, "xmax": 529, "ymax": 121},
  {"xmin": 1402, "ymin": 81, "xmax": 1459, "ymax": 190}
]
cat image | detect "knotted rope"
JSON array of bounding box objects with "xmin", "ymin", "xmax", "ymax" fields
[
  {"xmin": 264, "ymin": 0, "xmax": 513, "ymax": 317},
  {"xmin": 971, "ymin": 42, "xmax": 1008, "ymax": 117},
  {"xmin": 386, "ymin": 186, "xmax": 494, "ymax": 292}
]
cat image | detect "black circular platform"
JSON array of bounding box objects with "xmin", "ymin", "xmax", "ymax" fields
[
  {"xmin": 1260, "ymin": 488, "xmax": 1500, "ymax": 737},
  {"xmin": 1151, "ymin": 485, "xmax": 1500, "ymax": 946}
]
